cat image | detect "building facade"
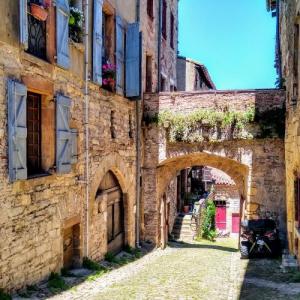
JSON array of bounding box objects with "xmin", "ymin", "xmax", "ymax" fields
[
  {"xmin": 270, "ymin": 0, "xmax": 300, "ymax": 258},
  {"xmin": 0, "ymin": 0, "xmax": 179, "ymax": 291},
  {"xmin": 177, "ymin": 56, "xmax": 216, "ymax": 91}
]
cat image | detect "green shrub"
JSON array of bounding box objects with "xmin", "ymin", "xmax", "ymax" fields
[
  {"xmin": 0, "ymin": 289, "xmax": 11, "ymax": 300},
  {"xmin": 47, "ymin": 272, "xmax": 69, "ymax": 291},
  {"xmin": 104, "ymin": 252, "xmax": 119, "ymax": 263},
  {"xmin": 199, "ymin": 200, "xmax": 217, "ymax": 241},
  {"xmin": 123, "ymin": 245, "xmax": 142, "ymax": 258},
  {"xmin": 82, "ymin": 257, "xmax": 106, "ymax": 271}
]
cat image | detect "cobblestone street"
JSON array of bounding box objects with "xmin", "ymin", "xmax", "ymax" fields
[{"xmin": 42, "ymin": 239, "xmax": 300, "ymax": 300}]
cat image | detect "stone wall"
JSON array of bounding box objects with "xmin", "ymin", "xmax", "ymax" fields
[
  {"xmin": 0, "ymin": 3, "xmax": 137, "ymax": 292},
  {"xmin": 140, "ymin": 0, "xmax": 178, "ymax": 93},
  {"xmin": 144, "ymin": 90, "xmax": 286, "ymax": 115},
  {"xmin": 279, "ymin": 0, "xmax": 300, "ymax": 256},
  {"xmin": 142, "ymin": 90, "xmax": 286, "ymax": 245}
]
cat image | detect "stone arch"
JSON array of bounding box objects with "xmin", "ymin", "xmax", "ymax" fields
[
  {"xmin": 153, "ymin": 152, "xmax": 249, "ymax": 247},
  {"xmin": 88, "ymin": 153, "xmax": 136, "ymax": 260},
  {"xmin": 157, "ymin": 152, "xmax": 249, "ymax": 201}
]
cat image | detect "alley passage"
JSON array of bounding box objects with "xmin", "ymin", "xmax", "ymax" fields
[{"xmin": 49, "ymin": 239, "xmax": 300, "ymax": 300}]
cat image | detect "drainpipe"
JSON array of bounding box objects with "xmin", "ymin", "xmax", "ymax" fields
[
  {"xmin": 84, "ymin": 0, "xmax": 90, "ymax": 258},
  {"xmin": 135, "ymin": 0, "xmax": 141, "ymax": 248},
  {"xmin": 157, "ymin": 0, "xmax": 162, "ymax": 92},
  {"xmin": 276, "ymin": 0, "xmax": 282, "ymax": 87}
]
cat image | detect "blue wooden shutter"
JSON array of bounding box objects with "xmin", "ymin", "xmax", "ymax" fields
[
  {"xmin": 7, "ymin": 79, "xmax": 28, "ymax": 182},
  {"xmin": 19, "ymin": 0, "xmax": 28, "ymax": 49},
  {"xmin": 126, "ymin": 23, "xmax": 141, "ymax": 98},
  {"xmin": 93, "ymin": 0, "xmax": 103, "ymax": 85},
  {"xmin": 56, "ymin": 95, "xmax": 72, "ymax": 173},
  {"xmin": 116, "ymin": 16, "xmax": 125, "ymax": 95},
  {"xmin": 56, "ymin": 0, "xmax": 70, "ymax": 69},
  {"xmin": 71, "ymin": 128, "xmax": 78, "ymax": 164}
]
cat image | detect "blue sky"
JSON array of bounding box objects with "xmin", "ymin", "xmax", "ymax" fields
[{"xmin": 178, "ymin": 0, "xmax": 277, "ymax": 90}]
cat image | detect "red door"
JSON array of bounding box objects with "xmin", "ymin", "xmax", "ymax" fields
[
  {"xmin": 216, "ymin": 206, "xmax": 226, "ymax": 230},
  {"xmin": 232, "ymin": 213, "xmax": 240, "ymax": 233}
]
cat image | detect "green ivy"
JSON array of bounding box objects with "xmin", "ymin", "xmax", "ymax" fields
[{"xmin": 144, "ymin": 106, "xmax": 285, "ymax": 142}]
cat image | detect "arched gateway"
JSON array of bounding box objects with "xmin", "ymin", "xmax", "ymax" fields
[{"xmin": 142, "ymin": 90, "xmax": 286, "ymax": 247}]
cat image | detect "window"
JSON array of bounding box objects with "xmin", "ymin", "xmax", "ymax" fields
[
  {"xmin": 147, "ymin": 0, "xmax": 154, "ymax": 19},
  {"xmin": 27, "ymin": 1, "xmax": 47, "ymax": 60},
  {"xmin": 7, "ymin": 79, "xmax": 78, "ymax": 182},
  {"xmin": 129, "ymin": 113, "xmax": 133, "ymax": 139},
  {"xmin": 170, "ymin": 12, "xmax": 174, "ymax": 49},
  {"xmin": 146, "ymin": 55, "xmax": 153, "ymax": 93},
  {"xmin": 162, "ymin": 0, "xmax": 167, "ymax": 40},
  {"xmin": 293, "ymin": 24, "xmax": 299, "ymax": 102},
  {"xmin": 27, "ymin": 92, "xmax": 42, "ymax": 176},
  {"xmin": 69, "ymin": 0, "xmax": 84, "ymax": 43},
  {"xmin": 20, "ymin": 0, "xmax": 69, "ymax": 67},
  {"xmin": 111, "ymin": 110, "xmax": 116, "ymax": 139},
  {"xmin": 295, "ymin": 177, "xmax": 300, "ymax": 225}
]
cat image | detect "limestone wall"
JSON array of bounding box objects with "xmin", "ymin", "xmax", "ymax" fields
[
  {"xmin": 0, "ymin": 17, "xmax": 136, "ymax": 295},
  {"xmin": 279, "ymin": 0, "xmax": 300, "ymax": 255},
  {"xmin": 144, "ymin": 90, "xmax": 286, "ymax": 115}
]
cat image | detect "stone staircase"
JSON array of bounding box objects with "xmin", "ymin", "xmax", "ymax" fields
[{"xmin": 171, "ymin": 214, "xmax": 197, "ymax": 242}]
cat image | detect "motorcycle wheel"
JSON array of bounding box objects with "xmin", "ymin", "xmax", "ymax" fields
[{"xmin": 240, "ymin": 244, "xmax": 249, "ymax": 259}]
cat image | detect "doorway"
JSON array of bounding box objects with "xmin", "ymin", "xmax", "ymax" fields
[{"xmin": 63, "ymin": 223, "xmax": 80, "ymax": 269}]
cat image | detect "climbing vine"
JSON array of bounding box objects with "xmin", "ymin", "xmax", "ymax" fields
[{"xmin": 144, "ymin": 106, "xmax": 285, "ymax": 143}]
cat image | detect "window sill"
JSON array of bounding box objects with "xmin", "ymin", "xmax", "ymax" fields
[
  {"xmin": 27, "ymin": 172, "xmax": 53, "ymax": 180},
  {"xmin": 69, "ymin": 39, "xmax": 84, "ymax": 53},
  {"xmin": 21, "ymin": 52, "xmax": 53, "ymax": 71}
]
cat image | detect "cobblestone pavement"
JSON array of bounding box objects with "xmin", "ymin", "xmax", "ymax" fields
[{"xmin": 45, "ymin": 239, "xmax": 300, "ymax": 300}]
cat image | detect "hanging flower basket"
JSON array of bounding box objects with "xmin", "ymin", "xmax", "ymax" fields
[{"xmin": 30, "ymin": 3, "xmax": 48, "ymax": 21}]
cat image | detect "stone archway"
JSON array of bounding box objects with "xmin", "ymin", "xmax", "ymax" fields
[
  {"xmin": 89, "ymin": 154, "xmax": 136, "ymax": 260},
  {"xmin": 143, "ymin": 152, "xmax": 249, "ymax": 246}
]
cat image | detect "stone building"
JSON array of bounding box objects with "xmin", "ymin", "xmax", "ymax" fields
[
  {"xmin": 177, "ymin": 56, "xmax": 216, "ymax": 91},
  {"xmin": 0, "ymin": 0, "xmax": 179, "ymax": 292},
  {"xmin": 0, "ymin": 0, "xmax": 168, "ymax": 292},
  {"xmin": 269, "ymin": 0, "xmax": 300, "ymax": 259},
  {"xmin": 142, "ymin": 89, "xmax": 286, "ymax": 248}
]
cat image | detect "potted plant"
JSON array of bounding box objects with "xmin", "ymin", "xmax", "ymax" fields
[
  {"xmin": 102, "ymin": 63, "xmax": 116, "ymax": 92},
  {"xmin": 69, "ymin": 6, "xmax": 84, "ymax": 43},
  {"xmin": 30, "ymin": 1, "xmax": 48, "ymax": 21}
]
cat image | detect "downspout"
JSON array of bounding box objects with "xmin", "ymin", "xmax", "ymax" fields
[
  {"xmin": 135, "ymin": 0, "xmax": 141, "ymax": 249},
  {"xmin": 84, "ymin": 0, "xmax": 90, "ymax": 258},
  {"xmin": 276, "ymin": 0, "xmax": 282, "ymax": 86},
  {"xmin": 157, "ymin": 0, "xmax": 162, "ymax": 92}
]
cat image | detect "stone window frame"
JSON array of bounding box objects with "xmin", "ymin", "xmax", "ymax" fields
[
  {"xmin": 102, "ymin": 1, "xmax": 116, "ymax": 65},
  {"xmin": 26, "ymin": 1, "xmax": 56, "ymax": 64},
  {"xmin": 22, "ymin": 76, "xmax": 56, "ymax": 178}
]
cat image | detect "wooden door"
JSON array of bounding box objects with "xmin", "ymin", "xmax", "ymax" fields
[
  {"xmin": 216, "ymin": 205, "xmax": 227, "ymax": 230},
  {"xmin": 232, "ymin": 213, "xmax": 240, "ymax": 234},
  {"xmin": 107, "ymin": 189, "xmax": 124, "ymax": 254}
]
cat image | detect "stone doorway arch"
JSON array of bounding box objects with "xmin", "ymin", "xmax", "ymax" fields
[{"xmin": 96, "ymin": 171, "xmax": 125, "ymax": 255}]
